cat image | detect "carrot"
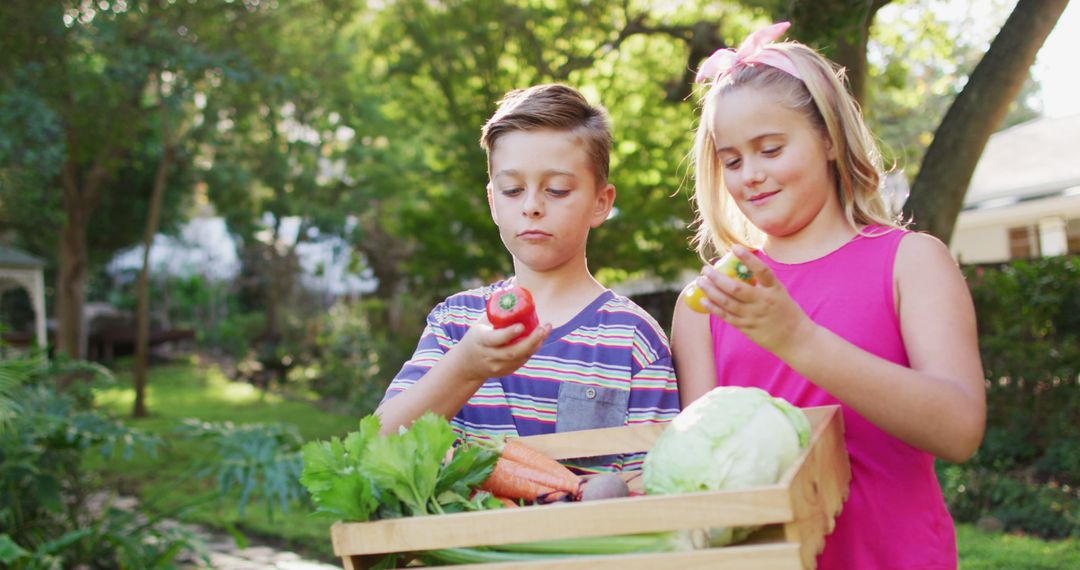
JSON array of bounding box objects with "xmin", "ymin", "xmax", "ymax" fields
[
  {"xmin": 481, "ymin": 458, "xmax": 560, "ymax": 501},
  {"xmin": 499, "ymin": 439, "xmax": 581, "ymax": 494},
  {"xmin": 495, "ymin": 496, "xmax": 519, "ymax": 508}
]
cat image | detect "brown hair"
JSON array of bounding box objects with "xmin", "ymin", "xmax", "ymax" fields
[
  {"xmin": 691, "ymin": 42, "xmax": 900, "ymax": 259},
  {"xmin": 480, "ymin": 84, "xmax": 612, "ymax": 186}
]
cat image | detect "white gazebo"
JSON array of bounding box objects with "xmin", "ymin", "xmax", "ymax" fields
[{"xmin": 0, "ymin": 245, "xmax": 48, "ymax": 348}]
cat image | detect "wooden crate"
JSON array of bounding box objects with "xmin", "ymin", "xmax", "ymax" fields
[{"xmin": 330, "ymin": 405, "xmax": 850, "ymax": 569}]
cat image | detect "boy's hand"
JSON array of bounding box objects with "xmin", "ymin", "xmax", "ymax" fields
[
  {"xmin": 455, "ymin": 316, "xmax": 551, "ymax": 383},
  {"xmin": 694, "ymin": 245, "xmax": 815, "ymax": 357}
]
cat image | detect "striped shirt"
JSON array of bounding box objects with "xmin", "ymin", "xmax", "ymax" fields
[{"xmin": 383, "ymin": 281, "xmax": 680, "ymax": 472}]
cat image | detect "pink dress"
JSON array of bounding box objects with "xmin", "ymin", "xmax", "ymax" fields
[{"xmin": 710, "ymin": 228, "xmax": 957, "ymax": 569}]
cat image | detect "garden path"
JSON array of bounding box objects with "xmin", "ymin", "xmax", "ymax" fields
[
  {"xmin": 175, "ymin": 520, "xmax": 340, "ymax": 570},
  {"xmin": 93, "ymin": 494, "xmax": 339, "ymax": 570}
]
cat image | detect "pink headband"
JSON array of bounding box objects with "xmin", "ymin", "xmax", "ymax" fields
[{"xmin": 695, "ymin": 21, "xmax": 801, "ymax": 84}]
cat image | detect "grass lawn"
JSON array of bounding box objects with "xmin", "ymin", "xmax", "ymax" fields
[
  {"xmin": 957, "ymin": 524, "xmax": 1080, "ymax": 569},
  {"xmin": 89, "ymin": 357, "xmax": 1078, "ymax": 567},
  {"xmin": 90, "ymin": 356, "xmax": 359, "ymax": 562}
]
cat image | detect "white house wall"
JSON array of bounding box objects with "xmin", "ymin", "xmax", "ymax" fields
[
  {"xmin": 951, "ymin": 189, "xmax": 1080, "ymax": 263},
  {"xmin": 951, "ymin": 225, "xmax": 1010, "ymax": 264}
]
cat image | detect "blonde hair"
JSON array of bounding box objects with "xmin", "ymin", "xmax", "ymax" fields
[
  {"xmin": 480, "ymin": 83, "xmax": 612, "ymax": 186},
  {"xmin": 691, "ymin": 41, "xmax": 900, "ymax": 260}
]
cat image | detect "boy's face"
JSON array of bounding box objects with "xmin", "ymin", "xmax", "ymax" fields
[{"xmin": 487, "ymin": 128, "xmax": 615, "ymax": 273}]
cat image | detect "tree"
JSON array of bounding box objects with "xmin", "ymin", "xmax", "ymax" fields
[
  {"xmin": 767, "ymin": 0, "xmax": 1065, "ymax": 243},
  {"xmin": 0, "ymin": 1, "xmax": 207, "ymax": 358},
  {"xmin": 902, "ymin": 0, "xmax": 1068, "ymax": 242},
  {"xmin": 198, "ymin": 0, "xmax": 360, "ymax": 348},
  {"xmin": 866, "ymin": 2, "xmax": 1040, "ymax": 182}
]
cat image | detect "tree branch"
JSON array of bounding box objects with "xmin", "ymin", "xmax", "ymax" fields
[{"xmin": 904, "ymin": 0, "xmax": 1068, "ymax": 243}]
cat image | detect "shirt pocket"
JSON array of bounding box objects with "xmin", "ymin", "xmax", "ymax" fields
[{"xmin": 555, "ymin": 383, "xmax": 629, "ymax": 469}]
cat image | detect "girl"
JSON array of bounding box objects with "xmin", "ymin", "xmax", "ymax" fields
[{"xmin": 672, "ymin": 22, "xmax": 986, "ymax": 569}]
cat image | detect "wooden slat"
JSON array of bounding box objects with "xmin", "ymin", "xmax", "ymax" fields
[
  {"xmin": 516, "ymin": 423, "xmax": 666, "ymax": 459},
  {"xmin": 331, "ymin": 486, "xmax": 793, "ymax": 556},
  {"xmin": 781, "ymin": 406, "xmax": 850, "ymax": 569},
  {"xmin": 439, "ymin": 542, "xmax": 802, "ymax": 570}
]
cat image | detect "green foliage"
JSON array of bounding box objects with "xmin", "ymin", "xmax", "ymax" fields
[
  {"xmin": 0, "ymin": 350, "xmax": 208, "ymax": 569},
  {"xmin": 867, "ymin": 0, "xmax": 1041, "ymax": 179},
  {"xmin": 311, "ymin": 298, "xmax": 422, "ymax": 414},
  {"xmin": 939, "ymin": 256, "xmax": 1080, "ymax": 538},
  {"xmin": 176, "ymin": 419, "xmax": 307, "ymax": 519},
  {"xmin": 203, "ymin": 311, "xmax": 267, "ymax": 361},
  {"xmin": 299, "ymin": 412, "xmax": 500, "ymax": 522},
  {"xmin": 91, "ymin": 360, "xmax": 358, "ymax": 561}
]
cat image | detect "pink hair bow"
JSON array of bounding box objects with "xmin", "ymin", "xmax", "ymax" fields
[{"xmin": 695, "ymin": 21, "xmax": 801, "ymax": 84}]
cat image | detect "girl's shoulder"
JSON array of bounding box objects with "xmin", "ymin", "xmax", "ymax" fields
[
  {"xmin": 894, "ymin": 230, "xmax": 951, "ymax": 261},
  {"xmin": 893, "ymin": 231, "xmax": 959, "ymax": 285}
]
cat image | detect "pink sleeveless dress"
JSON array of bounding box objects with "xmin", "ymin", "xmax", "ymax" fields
[{"xmin": 710, "ymin": 228, "xmax": 957, "ymax": 569}]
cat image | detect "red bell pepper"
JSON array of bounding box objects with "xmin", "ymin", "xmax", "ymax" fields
[{"xmin": 486, "ymin": 285, "xmax": 539, "ymax": 344}]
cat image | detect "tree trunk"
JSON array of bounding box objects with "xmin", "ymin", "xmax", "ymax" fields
[
  {"xmin": 57, "ymin": 209, "xmax": 89, "ymax": 359},
  {"xmin": 133, "ymin": 92, "xmax": 173, "ymax": 418},
  {"xmin": 904, "ymin": 0, "xmax": 1068, "ymax": 243},
  {"xmin": 831, "ymin": 18, "xmax": 871, "ymax": 105},
  {"xmin": 56, "ymin": 147, "xmax": 113, "ymax": 359},
  {"xmin": 784, "ymin": 0, "xmax": 891, "ymax": 106}
]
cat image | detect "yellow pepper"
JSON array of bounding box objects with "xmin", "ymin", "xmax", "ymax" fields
[{"xmin": 683, "ymin": 252, "xmax": 757, "ymax": 313}]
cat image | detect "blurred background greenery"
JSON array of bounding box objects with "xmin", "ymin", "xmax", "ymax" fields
[{"xmin": 1, "ymin": 0, "xmax": 1076, "ymax": 567}]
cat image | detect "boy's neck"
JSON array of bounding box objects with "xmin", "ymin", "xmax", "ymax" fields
[{"xmin": 510, "ymin": 257, "xmax": 607, "ymax": 327}]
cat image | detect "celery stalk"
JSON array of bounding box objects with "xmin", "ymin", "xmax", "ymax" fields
[{"xmin": 420, "ymin": 529, "xmax": 706, "ymax": 565}]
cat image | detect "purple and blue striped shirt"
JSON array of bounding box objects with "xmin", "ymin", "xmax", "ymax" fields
[{"xmin": 384, "ymin": 280, "xmax": 680, "ymax": 472}]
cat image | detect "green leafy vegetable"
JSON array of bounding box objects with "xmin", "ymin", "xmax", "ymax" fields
[
  {"xmin": 300, "ymin": 414, "xmax": 382, "ymax": 521},
  {"xmin": 299, "ymin": 412, "xmax": 500, "ymax": 521},
  {"xmin": 642, "ymin": 386, "xmax": 812, "ymax": 545}
]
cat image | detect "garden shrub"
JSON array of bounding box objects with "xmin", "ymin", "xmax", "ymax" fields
[
  {"xmin": 940, "ymin": 255, "xmax": 1080, "ymax": 538},
  {"xmin": 201, "ymin": 311, "xmax": 266, "ymax": 360},
  {"xmin": 312, "ymin": 296, "xmax": 423, "ymax": 414},
  {"xmin": 0, "ymin": 351, "xmax": 206, "ymax": 569}
]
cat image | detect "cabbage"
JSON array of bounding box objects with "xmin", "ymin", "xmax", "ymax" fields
[{"xmin": 642, "ymin": 386, "xmax": 812, "ymax": 545}]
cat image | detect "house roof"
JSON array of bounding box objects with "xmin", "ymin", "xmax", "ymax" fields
[
  {"xmin": 0, "ymin": 245, "xmax": 46, "ymax": 269},
  {"xmin": 965, "ymin": 113, "xmax": 1080, "ymax": 209}
]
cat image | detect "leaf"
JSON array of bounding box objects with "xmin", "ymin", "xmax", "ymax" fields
[
  {"xmin": 222, "ymin": 522, "xmax": 249, "ymax": 550},
  {"xmin": 299, "ymin": 418, "xmax": 380, "ymax": 521},
  {"xmin": 0, "ymin": 534, "xmax": 29, "ymax": 564},
  {"xmin": 435, "ymin": 442, "xmax": 499, "ymax": 498},
  {"xmin": 401, "ymin": 412, "xmax": 457, "ymax": 509},
  {"xmin": 363, "ymin": 424, "xmax": 425, "ymax": 515}
]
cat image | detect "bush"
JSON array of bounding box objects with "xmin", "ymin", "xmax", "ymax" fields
[
  {"xmin": 200, "ymin": 311, "xmax": 266, "ymax": 360},
  {"xmin": 940, "ymin": 256, "xmax": 1080, "ymax": 538},
  {"xmin": 310, "ymin": 297, "xmax": 422, "ymax": 414},
  {"xmin": 0, "ymin": 352, "xmax": 206, "ymax": 569}
]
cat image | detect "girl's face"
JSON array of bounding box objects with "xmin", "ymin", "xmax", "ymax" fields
[{"xmin": 710, "ymin": 87, "xmax": 840, "ymax": 240}]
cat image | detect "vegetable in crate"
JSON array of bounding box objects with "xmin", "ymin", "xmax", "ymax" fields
[
  {"xmin": 643, "ymin": 386, "xmax": 811, "ymax": 545},
  {"xmin": 299, "ymin": 412, "xmax": 502, "ymax": 522},
  {"xmin": 486, "ymin": 284, "xmax": 539, "ymax": 344},
  {"xmin": 684, "ymin": 252, "xmax": 757, "ymax": 313},
  {"xmin": 580, "ymin": 473, "xmax": 630, "ymax": 501},
  {"xmin": 480, "ymin": 438, "xmax": 582, "ymax": 503}
]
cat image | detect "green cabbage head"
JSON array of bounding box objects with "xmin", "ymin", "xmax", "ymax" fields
[{"xmin": 642, "ymin": 386, "xmax": 812, "ymax": 545}]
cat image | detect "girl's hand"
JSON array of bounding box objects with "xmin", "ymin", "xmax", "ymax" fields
[
  {"xmin": 455, "ymin": 315, "xmax": 551, "ymax": 382},
  {"xmin": 694, "ymin": 246, "xmax": 814, "ymax": 356}
]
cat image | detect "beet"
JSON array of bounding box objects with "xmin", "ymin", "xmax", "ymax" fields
[{"xmin": 580, "ymin": 473, "xmax": 630, "ymax": 501}]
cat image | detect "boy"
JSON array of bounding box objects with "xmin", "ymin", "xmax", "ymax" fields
[{"xmin": 376, "ymin": 84, "xmax": 679, "ymax": 471}]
